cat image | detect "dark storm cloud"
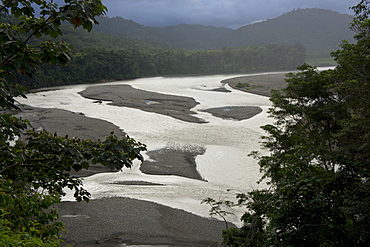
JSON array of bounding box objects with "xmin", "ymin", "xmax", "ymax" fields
[{"xmin": 102, "ymin": 0, "xmax": 356, "ymax": 29}]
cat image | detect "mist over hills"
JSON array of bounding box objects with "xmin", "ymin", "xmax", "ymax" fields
[{"xmin": 93, "ymin": 8, "xmax": 355, "ymax": 55}]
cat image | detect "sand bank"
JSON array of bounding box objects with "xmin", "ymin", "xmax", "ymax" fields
[{"xmin": 14, "ymin": 72, "xmax": 289, "ymax": 246}]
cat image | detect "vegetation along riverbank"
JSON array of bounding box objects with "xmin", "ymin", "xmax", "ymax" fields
[{"xmin": 1, "ymin": 0, "xmax": 369, "ymax": 246}]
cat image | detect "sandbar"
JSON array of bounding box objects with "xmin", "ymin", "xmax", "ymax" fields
[{"xmin": 13, "ymin": 72, "xmax": 289, "ymax": 246}]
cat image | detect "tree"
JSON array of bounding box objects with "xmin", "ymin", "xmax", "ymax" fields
[
  {"xmin": 0, "ymin": 1, "xmax": 146, "ymax": 245},
  {"xmin": 219, "ymin": 1, "xmax": 370, "ymax": 246}
]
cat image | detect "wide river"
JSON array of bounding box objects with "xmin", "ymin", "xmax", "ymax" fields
[{"xmin": 18, "ymin": 72, "xmax": 286, "ymax": 224}]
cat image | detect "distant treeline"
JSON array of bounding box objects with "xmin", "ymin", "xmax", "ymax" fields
[{"xmin": 16, "ymin": 43, "xmax": 305, "ymax": 89}]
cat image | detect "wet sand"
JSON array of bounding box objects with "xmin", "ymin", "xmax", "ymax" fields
[
  {"xmin": 79, "ymin": 84, "xmax": 206, "ymax": 124},
  {"xmin": 79, "ymin": 83, "xmax": 267, "ymax": 124},
  {"xmin": 15, "ymin": 72, "xmax": 289, "ymax": 246},
  {"xmin": 140, "ymin": 146, "xmax": 206, "ymax": 181},
  {"xmin": 223, "ymin": 72, "xmax": 288, "ymax": 97},
  {"xmin": 55, "ymin": 197, "xmax": 228, "ymax": 247},
  {"xmin": 201, "ymin": 106, "xmax": 263, "ymax": 121},
  {"xmin": 15, "ymin": 106, "xmax": 126, "ymax": 177}
]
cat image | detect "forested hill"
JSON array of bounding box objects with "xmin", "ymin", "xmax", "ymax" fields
[
  {"xmin": 92, "ymin": 17, "xmax": 233, "ymax": 50},
  {"xmin": 9, "ymin": 8, "xmax": 352, "ymax": 89},
  {"xmin": 229, "ymin": 8, "xmax": 355, "ymax": 53},
  {"xmin": 93, "ymin": 8, "xmax": 354, "ymax": 54},
  {"xmin": 4, "ymin": 11, "xmax": 306, "ymax": 90}
]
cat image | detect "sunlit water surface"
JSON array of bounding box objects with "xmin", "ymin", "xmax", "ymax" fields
[{"xmin": 18, "ymin": 72, "xmax": 289, "ymax": 224}]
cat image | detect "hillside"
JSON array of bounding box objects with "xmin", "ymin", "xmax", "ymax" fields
[
  {"xmin": 92, "ymin": 8, "xmax": 355, "ymax": 55},
  {"xmin": 4, "ymin": 10, "xmax": 306, "ymax": 89},
  {"xmin": 93, "ymin": 16, "xmax": 233, "ymax": 50},
  {"xmin": 158, "ymin": 24, "xmax": 233, "ymax": 50},
  {"xmin": 60, "ymin": 25, "xmax": 168, "ymax": 52},
  {"xmin": 229, "ymin": 8, "xmax": 355, "ymax": 54}
]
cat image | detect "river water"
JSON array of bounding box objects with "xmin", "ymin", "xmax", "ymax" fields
[{"xmin": 17, "ymin": 72, "xmax": 286, "ymax": 224}]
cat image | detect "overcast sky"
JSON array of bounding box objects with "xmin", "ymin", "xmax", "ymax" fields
[{"xmin": 101, "ymin": 0, "xmax": 357, "ymax": 29}]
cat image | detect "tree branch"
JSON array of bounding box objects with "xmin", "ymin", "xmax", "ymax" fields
[
  {"xmin": 0, "ymin": 0, "xmax": 16, "ymax": 13},
  {"xmin": 0, "ymin": 15, "xmax": 55, "ymax": 69},
  {"xmin": 0, "ymin": 155, "xmax": 56, "ymax": 174}
]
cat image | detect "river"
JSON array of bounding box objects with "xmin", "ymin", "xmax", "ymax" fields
[{"xmin": 17, "ymin": 72, "xmax": 286, "ymax": 224}]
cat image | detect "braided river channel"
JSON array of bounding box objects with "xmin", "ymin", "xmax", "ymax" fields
[{"xmin": 17, "ymin": 73, "xmax": 287, "ymax": 225}]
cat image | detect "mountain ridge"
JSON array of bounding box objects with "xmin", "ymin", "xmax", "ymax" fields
[
  {"xmin": 230, "ymin": 8, "xmax": 355, "ymax": 52},
  {"xmin": 93, "ymin": 8, "xmax": 355, "ymax": 54}
]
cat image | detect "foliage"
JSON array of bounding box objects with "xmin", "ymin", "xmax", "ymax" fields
[
  {"xmin": 214, "ymin": 1, "xmax": 370, "ymax": 246},
  {"xmin": 1, "ymin": 122, "xmax": 146, "ymax": 201},
  {"xmin": 236, "ymin": 82, "xmax": 250, "ymax": 88},
  {"xmin": 14, "ymin": 43, "xmax": 306, "ymax": 89},
  {"xmin": 0, "ymin": 186, "xmax": 62, "ymax": 247},
  {"xmin": 0, "ymin": 0, "xmax": 106, "ymax": 109},
  {"xmin": 0, "ymin": 0, "xmax": 146, "ymax": 246}
]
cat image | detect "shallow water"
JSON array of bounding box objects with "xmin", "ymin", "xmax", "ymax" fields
[{"xmin": 18, "ymin": 73, "xmax": 280, "ymax": 224}]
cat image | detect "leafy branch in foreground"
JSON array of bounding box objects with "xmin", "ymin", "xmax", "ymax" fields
[
  {"xmin": 1, "ymin": 0, "xmax": 107, "ymax": 109},
  {"xmin": 1, "ymin": 1, "xmax": 147, "ymax": 246},
  {"xmin": 0, "ymin": 121, "xmax": 146, "ymax": 201}
]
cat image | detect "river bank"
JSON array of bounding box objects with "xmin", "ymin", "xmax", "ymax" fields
[
  {"xmin": 15, "ymin": 72, "xmax": 289, "ymax": 246},
  {"xmin": 223, "ymin": 72, "xmax": 288, "ymax": 97}
]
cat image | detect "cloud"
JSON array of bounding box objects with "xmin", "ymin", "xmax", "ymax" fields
[{"xmin": 102, "ymin": 0, "xmax": 355, "ymax": 28}]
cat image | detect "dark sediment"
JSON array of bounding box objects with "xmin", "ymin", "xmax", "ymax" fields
[
  {"xmin": 15, "ymin": 106, "xmax": 126, "ymax": 141},
  {"xmin": 223, "ymin": 72, "xmax": 288, "ymax": 97},
  {"xmin": 79, "ymin": 84, "xmax": 207, "ymax": 123},
  {"xmin": 55, "ymin": 197, "xmax": 230, "ymax": 247},
  {"xmin": 202, "ymin": 106, "xmax": 263, "ymax": 121},
  {"xmin": 210, "ymin": 87, "xmax": 231, "ymax": 93},
  {"xmin": 112, "ymin": 181, "xmax": 164, "ymax": 186},
  {"xmin": 14, "ymin": 106, "xmax": 126, "ymax": 177},
  {"xmin": 141, "ymin": 146, "xmax": 206, "ymax": 181}
]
